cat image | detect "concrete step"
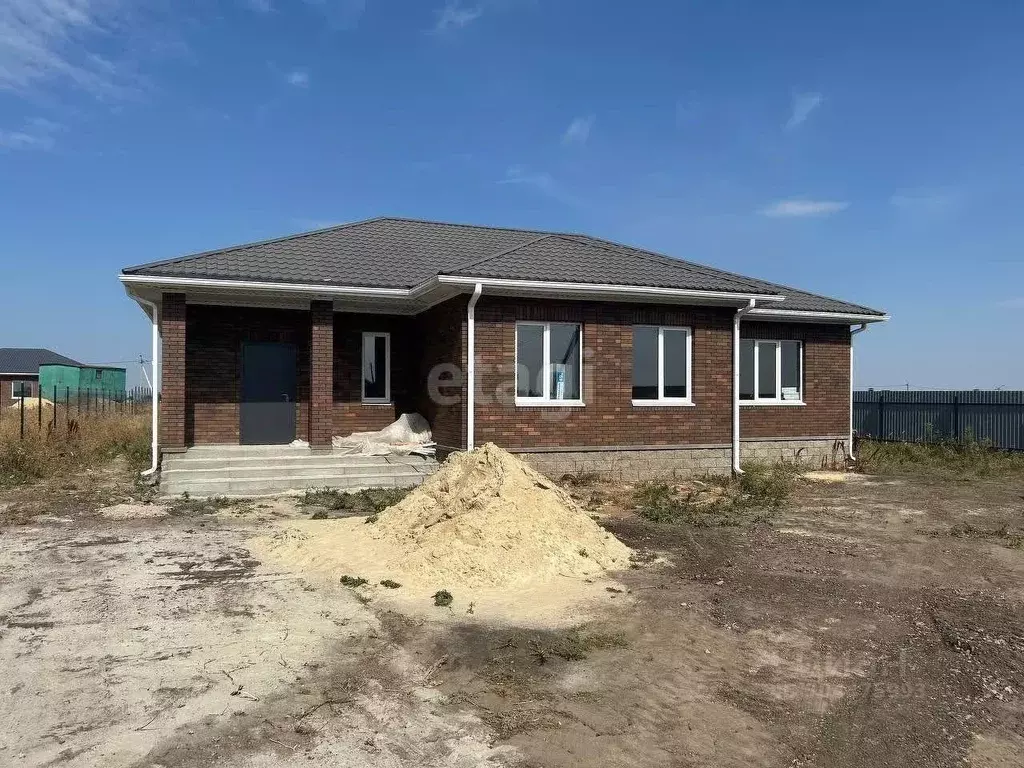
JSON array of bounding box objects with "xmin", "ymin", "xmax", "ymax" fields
[
  {"xmin": 161, "ymin": 471, "xmax": 431, "ymax": 498},
  {"xmin": 163, "ymin": 454, "xmax": 434, "ymax": 471},
  {"xmin": 162, "ymin": 463, "xmax": 435, "ymax": 481}
]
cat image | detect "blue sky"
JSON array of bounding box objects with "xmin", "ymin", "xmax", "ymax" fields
[{"xmin": 2, "ymin": 0, "xmax": 1023, "ymax": 388}]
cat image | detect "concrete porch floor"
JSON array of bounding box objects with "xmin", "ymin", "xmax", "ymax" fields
[{"xmin": 161, "ymin": 444, "xmax": 438, "ymax": 497}]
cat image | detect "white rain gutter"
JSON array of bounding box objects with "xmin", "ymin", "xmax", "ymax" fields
[
  {"xmin": 466, "ymin": 283, "xmax": 483, "ymax": 451},
  {"xmin": 732, "ymin": 299, "xmax": 756, "ymax": 474},
  {"xmin": 134, "ymin": 297, "xmax": 160, "ymax": 477},
  {"xmin": 848, "ymin": 323, "xmax": 869, "ymax": 461}
]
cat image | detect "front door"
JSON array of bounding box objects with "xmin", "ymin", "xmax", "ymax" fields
[{"xmin": 240, "ymin": 342, "xmax": 297, "ymax": 445}]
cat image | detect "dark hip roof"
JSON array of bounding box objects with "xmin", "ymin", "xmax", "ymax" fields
[
  {"xmin": 0, "ymin": 348, "xmax": 83, "ymax": 374},
  {"xmin": 122, "ymin": 216, "xmax": 885, "ymax": 316}
]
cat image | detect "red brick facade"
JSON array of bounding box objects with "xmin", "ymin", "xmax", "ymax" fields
[
  {"xmin": 309, "ymin": 301, "xmax": 334, "ymax": 449},
  {"xmin": 1, "ymin": 374, "xmax": 38, "ymax": 407},
  {"xmin": 160, "ymin": 294, "xmax": 849, "ymax": 453},
  {"xmin": 160, "ymin": 293, "xmax": 187, "ymax": 450}
]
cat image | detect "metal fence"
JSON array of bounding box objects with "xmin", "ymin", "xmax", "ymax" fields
[
  {"xmin": 7, "ymin": 386, "xmax": 153, "ymax": 440},
  {"xmin": 854, "ymin": 390, "xmax": 1024, "ymax": 451}
]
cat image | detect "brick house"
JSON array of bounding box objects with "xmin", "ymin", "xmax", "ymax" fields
[
  {"xmin": 0, "ymin": 348, "xmax": 83, "ymax": 407},
  {"xmin": 120, "ymin": 217, "xmax": 887, "ymax": 486}
]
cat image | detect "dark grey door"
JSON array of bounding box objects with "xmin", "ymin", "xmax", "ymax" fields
[{"xmin": 240, "ymin": 342, "xmax": 297, "ymax": 445}]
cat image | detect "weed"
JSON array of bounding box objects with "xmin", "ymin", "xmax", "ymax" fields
[
  {"xmin": 365, "ymin": 514, "xmax": 379, "ymax": 524},
  {"xmin": 299, "ymin": 487, "xmax": 409, "ymax": 516},
  {"xmin": 559, "ymin": 467, "xmax": 601, "ymax": 487},
  {"xmin": 310, "ymin": 509, "xmax": 330, "ymax": 520},
  {"xmin": 433, "ymin": 589, "xmax": 453, "ymax": 607},
  {"xmin": 340, "ymin": 575, "xmax": 368, "ymax": 588},
  {"xmin": 379, "ymin": 579, "xmax": 401, "ymax": 589},
  {"xmin": 0, "ymin": 410, "xmax": 151, "ymax": 489},
  {"xmin": 528, "ymin": 627, "xmax": 630, "ymax": 664},
  {"xmin": 353, "ymin": 593, "xmax": 372, "ymax": 605},
  {"xmin": 633, "ymin": 462, "xmax": 796, "ymax": 527},
  {"xmin": 857, "ymin": 438, "xmax": 1024, "ymax": 479},
  {"xmin": 168, "ymin": 494, "xmax": 233, "ymax": 516},
  {"xmin": 578, "ymin": 548, "xmax": 589, "ymax": 558}
]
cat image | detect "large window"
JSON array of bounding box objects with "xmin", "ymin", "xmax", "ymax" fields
[
  {"xmin": 632, "ymin": 326, "xmax": 692, "ymax": 404},
  {"xmin": 11, "ymin": 381, "xmax": 32, "ymax": 398},
  {"xmin": 515, "ymin": 322, "xmax": 582, "ymax": 404},
  {"xmin": 740, "ymin": 339, "xmax": 802, "ymax": 403},
  {"xmin": 361, "ymin": 332, "xmax": 390, "ymax": 403}
]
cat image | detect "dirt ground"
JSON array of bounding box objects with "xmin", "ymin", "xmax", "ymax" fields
[{"xmin": 1, "ymin": 464, "xmax": 1022, "ymax": 767}]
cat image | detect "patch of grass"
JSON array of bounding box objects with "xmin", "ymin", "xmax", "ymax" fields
[
  {"xmin": 299, "ymin": 487, "xmax": 410, "ymax": 516},
  {"xmin": 379, "ymin": 579, "xmax": 401, "ymax": 589},
  {"xmin": 633, "ymin": 461, "xmax": 797, "ymax": 527},
  {"xmin": 168, "ymin": 493, "xmax": 233, "ymax": 516},
  {"xmin": 524, "ymin": 627, "xmax": 631, "ymax": 665},
  {"xmin": 857, "ymin": 438, "xmax": 1024, "ymax": 479},
  {"xmin": 559, "ymin": 467, "xmax": 601, "ymax": 487},
  {"xmin": 0, "ymin": 410, "xmax": 151, "ymax": 489},
  {"xmin": 340, "ymin": 575, "xmax": 368, "ymax": 588},
  {"xmin": 433, "ymin": 589, "xmax": 453, "ymax": 607}
]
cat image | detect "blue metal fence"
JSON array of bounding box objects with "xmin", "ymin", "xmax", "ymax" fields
[{"xmin": 853, "ymin": 390, "xmax": 1024, "ymax": 451}]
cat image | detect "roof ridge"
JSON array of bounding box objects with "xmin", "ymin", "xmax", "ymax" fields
[
  {"xmin": 374, "ymin": 215, "xmax": 561, "ymax": 238},
  {"xmin": 121, "ymin": 216, "xmax": 392, "ymax": 275},
  {"xmin": 442, "ymin": 233, "xmax": 555, "ymax": 275}
]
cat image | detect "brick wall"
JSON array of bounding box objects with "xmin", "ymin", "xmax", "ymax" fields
[
  {"xmin": 161, "ymin": 293, "xmax": 187, "ymax": 449},
  {"xmin": 184, "ymin": 304, "xmax": 310, "ymax": 445},
  {"xmin": 413, "ymin": 296, "xmax": 467, "ymax": 451},
  {"xmin": 740, "ymin": 321, "xmax": 851, "ymax": 438},
  {"xmin": 330, "ymin": 313, "xmax": 414, "ymax": 435},
  {"xmin": 472, "ymin": 297, "xmax": 850, "ymax": 450},
  {"xmin": 1, "ymin": 374, "xmax": 38, "ymax": 407},
  {"xmin": 309, "ymin": 301, "xmax": 334, "ymax": 448}
]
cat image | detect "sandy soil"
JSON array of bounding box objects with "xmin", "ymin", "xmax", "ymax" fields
[
  {"xmin": 0, "ymin": 487, "xmax": 516, "ymax": 767},
  {"xmin": 2, "ymin": 465, "xmax": 1023, "ymax": 767}
]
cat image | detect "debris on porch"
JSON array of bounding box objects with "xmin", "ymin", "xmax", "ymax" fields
[
  {"xmin": 253, "ymin": 443, "xmax": 633, "ymax": 624},
  {"xmin": 290, "ymin": 413, "xmax": 436, "ymax": 457}
]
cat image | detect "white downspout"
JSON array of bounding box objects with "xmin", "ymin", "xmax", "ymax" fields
[
  {"xmin": 466, "ymin": 283, "xmax": 483, "ymax": 451},
  {"xmin": 135, "ymin": 297, "xmax": 160, "ymax": 476},
  {"xmin": 733, "ymin": 299, "xmax": 756, "ymax": 474},
  {"xmin": 848, "ymin": 323, "xmax": 868, "ymax": 461}
]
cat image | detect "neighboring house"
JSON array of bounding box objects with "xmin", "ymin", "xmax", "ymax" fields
[
  {"xmin": 0, "ymin": 348, "xmax": 83, "ymax": 407},
  {"xmin": 39, "ymin": 363, "xmax": 127, "ymax": 400},
  {"xmin": 120, "ymin": 216, "xmax": 887, "ymax": 482}
]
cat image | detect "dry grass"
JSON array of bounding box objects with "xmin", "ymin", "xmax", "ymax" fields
[
  {"xmin": 633, "ymin": 461, "xmax": 799, "ymax": 527},
  {"xmin": 857, "ymin": 438, "xmax": 1024, "ymax": 479},
  {"xmin": 0, "ymin": 407, "xmax": 151, "ymax": 488}
]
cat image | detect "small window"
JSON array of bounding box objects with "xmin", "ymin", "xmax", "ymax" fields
[
  {"xmin": 361, "ymin": 332, "xmax": 390, "ymax": 403},
  {"xmin": 632, "ymin": 326, "xmax": 692, "ymax": 404},
  {"xmin": 11, "ymin": 381, "xmax": 32, "ymax": 398},
  {"xmin": 515, "ymin": 322, "xmax": 582, "ymax": 404},
  {"xmin": 739, "ymin": 340, "xmax": 803, "ymax": 403}
]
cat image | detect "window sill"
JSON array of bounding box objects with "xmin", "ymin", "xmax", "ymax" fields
[
  {"xmin": 631, "ymin": 399, "xmax": 695, "ymax": 407},
  {"xmin": 739, "ymin": 400, "xmax": 806, "ymax": 407},
  {"xmin": 361, "ymin": 399, "xmax": 393, "ymax": 406},
  {"xmin": 515, "ymin": 399, "xmax": 586, "ymax": 408}
]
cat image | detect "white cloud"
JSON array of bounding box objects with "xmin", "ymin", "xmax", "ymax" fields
[
  {"xmin": 996, "ymin": 298, "xmax": 1024, "ymax": 309},
  {"xmin": 0, "ymin": 0, "xmax": 136, "ymax": 96},
  {"xmin": 0, "ymin": 116, "xmax": 63, "ymax": 151},
  {"xmin": 759, "ymin": 199, "xmax": 849, "ymax": 218},
  {"xmin": 889, "ymin": 188, "xmax": 962, "ymax": 214},
  {"xmin": 286, "ymin": 68, "xmax": 310, "ymax": 87},
  {"xmin": 432, "ymin": 1, "xmax": 484, "ymax": 33},
  {"xmin": 561, "ymin": 115, "xmax": 594, "ymax": 146},
  {"xmin": 785, "ymin": 92, "xmax": 822, "ymax": 130},
  {"xmin": 498, "ymin": 165, "xmax": 579, "ymax": 206}
]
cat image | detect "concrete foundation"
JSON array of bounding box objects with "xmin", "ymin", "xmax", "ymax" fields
[{"xmin": 516, "ymin": 437, "xmax": 847, "ymax": 481}]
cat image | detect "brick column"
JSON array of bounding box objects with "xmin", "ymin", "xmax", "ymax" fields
[
  {"xmin": 309, "ymin": 300, "xmax": 334, "ymax": 450},
  {"xmin": 160, "ymin": 293, "xmax": 187, "ymax": 452}
]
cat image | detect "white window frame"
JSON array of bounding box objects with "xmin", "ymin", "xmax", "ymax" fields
[
  {"xmin": 514, "ymin": 321, "xmax": 585, "ymax": 407},
  {"xmin": 631, "ymin": 325, "xmax": 694, "ymax": 407},
  {"xmin": 740, "ymin": 339, "xmax": 805, "ymax": 406},
  {"xmin": 11, "ymin": 380, "xmax": 33, "ymax": 398},
  {"xmin": 361, "ymin": 331, "xmax": 391, "ymax": 404}
]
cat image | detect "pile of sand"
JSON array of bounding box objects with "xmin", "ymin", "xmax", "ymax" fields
[{"xmin": 253, "ymin": 443, "xmax": 633, "ymax": 623}]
